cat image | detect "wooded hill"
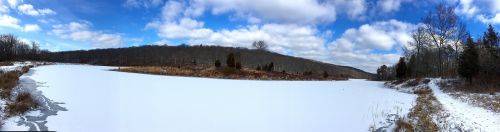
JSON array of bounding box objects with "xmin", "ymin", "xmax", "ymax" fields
[{"xmin": 42, "ymin": 45, "xmax": 374, "ymax": 79}]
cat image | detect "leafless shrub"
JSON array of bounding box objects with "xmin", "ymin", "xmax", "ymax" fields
[
  {"xmin": 116, "ymin": 66, "xmax": 348, "ymax": 81},
  {"xmin": 404, "ymin": 78, "xmax": 422, "ymax": 87},
  {"xmin": 413, "ymin": 87, "xmax": 432, "ymax": 95},
  {"xmin": 0, "ymin": 61, "xmax": 13, "ymax": 66},
  {"xmin": 394, "ymin": 119, "xmax": 414, "ymax": 132},
  {"xmin": 0, "ymin": 71, "xmax": 20, "ymax": 99},
  {"xmin": 391, "ymin": 79, "xmax": 406, "ymax": 85},
  {"xmin": 422, "ymin": 79, "xmax": 431, "ymax": 84},
  {"xmin": 7, "ymin": 92, "xmax": 39, "ymax": 116}
]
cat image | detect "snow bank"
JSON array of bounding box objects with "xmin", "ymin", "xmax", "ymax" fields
[
  {"xmin": 0, "ymin": 62, "xmax": 27, "ymax": 72},
  {"xmin": 9, "ymin": 64, "xmax": 416, "ymax": 132},
  {"xmin": 0, "ymin": 61, "xmax": 47, "ymax": 72}
]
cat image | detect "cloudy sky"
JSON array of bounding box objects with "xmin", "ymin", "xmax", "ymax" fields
[{"xmin": 1, "ymin": 0, "xmax": 499, "ymax": 72}]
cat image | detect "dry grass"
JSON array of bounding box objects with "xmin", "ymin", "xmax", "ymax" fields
[
  {"xmin": 6, "ymin": 92, "xmax": 39, "ymax": 116},
  {"xmin": 395, "ymin": 91, "xmax": 443, "ymax": 132},
  {"xmin": 440, "ymin": 76, "xmax": 500, "ymax": 94},
  {"xmin": 413, "ymin": 87, "xmax": 432, "ymax": 94},
  {"xmin": 391, "ymin": 79, "xmax": 407, "ymax": 85},
  {"xmin": 394, "ymin": 119, "xmax": 414, "ymax": 132},
  {"xmin": 0, "ymin": 72, "xmax": 21, "ymax": 99},
  {"xmin": 0, "ymin": 61, "xmax": 13, "ymax": 66},
  {"xmin": 20, "ymin": 65, "xmax": 32, "ymax": 73},
  {"xmin": 408, "ymin": 93, "xmax": 440, "ymax": 132},
  {"xmin": 403, "ymin": 78, "xmax": 422, "ymax": 87},
  {"xmin": 116, "ymin": 66, "xmax": 348, "ymax": 81},
  {"xmin": 439, "ymin": 79, "xmax": 500, "ymax": 112},
  {"xmin": 0, "ymin": 65, "xmax": 32, "ymax": 99},
  {"xmin": 448, "ymin": 93, "xmax": 500, "ymax": 113}
]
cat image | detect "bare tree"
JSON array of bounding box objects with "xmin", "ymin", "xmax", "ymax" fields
[
  {"xmin": 423, "ymin": 4, "xmax": 462, "ymax": 76},
  {"xmin": 252, "ymin": 40, "xmax": 268, "ymax": 50},
  {"xmin": 411, "ymin": 26, "xmax": 428, "ymax": 57}
]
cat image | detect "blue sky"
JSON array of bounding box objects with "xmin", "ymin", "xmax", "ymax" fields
[{"xmin": 1, "ymin": 0, "xmax": 499, "ymax": 72}]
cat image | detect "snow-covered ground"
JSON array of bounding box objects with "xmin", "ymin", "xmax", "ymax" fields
[
  {"xmin": 429, "ymin": 79, "xmax": 500, "ymax": 131},
  {"xmin": 0, "ymin": 62, "xmax": 29, "ymax": 72},
  {"xmin": 4, "ymin": 64, "xmax": 416, "ymax": 131}
]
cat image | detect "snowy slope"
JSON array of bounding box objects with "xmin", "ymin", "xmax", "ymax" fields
[
  {"xmin": 5, "ymin": 64, "xmax": 416, "ymax": 132},
  {"xmin": 429, "ymin": 79, "xmax": 500, "ymax": 131}
]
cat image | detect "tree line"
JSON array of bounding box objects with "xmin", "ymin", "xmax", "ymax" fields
[
  {"xmin": 0, "ymin": 36, "xmax": 373, "ymax": 79},
  {"xmin": 0, "ymin": 34, "xmax": 48, "ymax": 62},
  {"xmin": 376, "ymin": 4, "xmax": 500, "ymax": 83}
]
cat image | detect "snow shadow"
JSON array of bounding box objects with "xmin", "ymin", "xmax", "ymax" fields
[{"xmin": 12, "ymin": 69, "xmax": 67, "ymax": 131}]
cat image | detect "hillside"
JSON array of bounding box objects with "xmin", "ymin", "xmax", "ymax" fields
[{"xmin": 42, "ymin": 45, "xmax": 374, "ymax": 79}]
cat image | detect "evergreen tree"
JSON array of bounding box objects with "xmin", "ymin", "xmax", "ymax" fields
[
  {"xmin": 322, "ymin": 71, "xmax": 329, "ymax": 78},
  {"xmin": 396, "ymin": 57, "xmax": 407, "ymax": 79},
  {"xmin": 484, "ymin": 24, "xmax": 499, "ymax": 49},
  {"xmin": 267, "ymin": 62, "xmax": 274, "ymax": 71},
  {"xmin": 376, "ymin": 65, "xmax": 388, "ymax": 80},
  {"xmin": 226, "ymin": 53, "xmax": 236, "ymax": 68},
  {"xmin": 483, "ymin": 24, "xmax": 500, "ymax": 76},
  {"xmin": 480, "ymin": 24, "xmax": 500, "ymax": 76},
  {"xmin": 214, "ymin": 60, "xmax": 221, "ymax": 67},
  {"xmin": 458, "ymin": 35, "xmax": 479, "ymax": 83},
  {"xmin": 235, "ymin": 62, "xmax": 242, "ymax": 69},
  {"xmin": 407, "ymin": 55, "xmax": 416, "ymax": 77}
]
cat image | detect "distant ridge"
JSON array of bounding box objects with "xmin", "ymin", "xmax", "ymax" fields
[{"xmin": 44, "ymin": 45, "xmax": 374, "ymax": 79}]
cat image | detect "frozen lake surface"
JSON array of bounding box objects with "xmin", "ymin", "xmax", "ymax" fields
[{"xmin": 15, "ymin": 64, "xmax": 416, "ymax": 132}]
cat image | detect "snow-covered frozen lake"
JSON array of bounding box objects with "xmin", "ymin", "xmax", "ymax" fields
[{"xmin": 21, "ymin": 64, "xmax": 415, "ymax": 131}]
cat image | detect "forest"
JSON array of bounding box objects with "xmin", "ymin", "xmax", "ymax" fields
[{"xmin": 376, "ymin": 5, "xmax": 500, "ymax": 90}]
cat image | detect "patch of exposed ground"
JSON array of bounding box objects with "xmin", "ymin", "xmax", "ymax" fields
[
  {"xmin": 116, "ymin": 66, "xmax": 348, "ymax": 80},
  {"xmin": 393, "ymin": 90, "xmax": 455, "ymax": 132}
]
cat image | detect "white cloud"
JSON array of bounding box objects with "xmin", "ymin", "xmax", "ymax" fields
[
  {"xmin": 145, "ymin": 0, "xmax": 417, "ymax": 72},
  {"xmin": 332, "ymin": 19, "xmax": 415, "ymax": 51},
  {"xmin": 148, "ymin": 19, "xmax": 328, "ymax": 61},
  {"xmin": 38, "ymin": 8, "xmax": 56, "ymax": 15},
  {"xmin": 17, "ymin": 4, "xmax": 37, "ymax": 15},
  {"xmin": 161, "ymin": 0, "xmax": 183, "ymax": 22},
  {"xmin": 6, "ymin": 0, "xmax": 22, "ymax": 8},
  {"xmin": 332, "ymin": 0, "xmax": 366, "ymax": 20},
  {"xmin": 190, "ymin": 24, "xmax": 327, "ymax": 59},
  {"xmin": 23, "ymin": 24, "xmax": 40, "ymax": 32},
  {"xmin": 0, "ymin": 14, "xmax": 42, "ymax": 32},
  {"xmin": 147, "ymin": 18, "xmax": 213, "ymax": 39},
  {"xmin": 198, "ymin": 0, "xmax": 339, "ymax": 24},
  {"xmin": 377, "ymin": 0, "xmax": 405, "ymax": 13},
  {"xmin": 477, "ymin": 13, "xmax": 500, "ymax": 24},
  {"xmin": 0, "ymin": 0, "xmax": 9, "ymax": 13},
  {"xmin": 148, "ymin": 16, "xmax": 414, "ymax": 73},
  {"xmin": 455, "ymin": 0, "xmax": 478, "ymax": 17},
  {"xmin": 50, "ymin": 22, "xmax": 123, "ymax": 48},
  {"xmin": 17, "ymin": 4, "xmax": 56, "ymax": 16},
  {"xmin": 124, "ymin": 0, "xmax": 163, "ymax": 8},
  {"xmin": 327, "ymin": 19, "xmax": 416, "ymax": 72},
  {"xmin": 0, "ymin": 14, "xmax": 20, "ymax": 29},
  {"xmin": 142, "ymin": 0, "xmax": 373, "ymax": 24},
  {"xmin": 454, "ymin": 0, "xmax": 500, "ymax": 24}
]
